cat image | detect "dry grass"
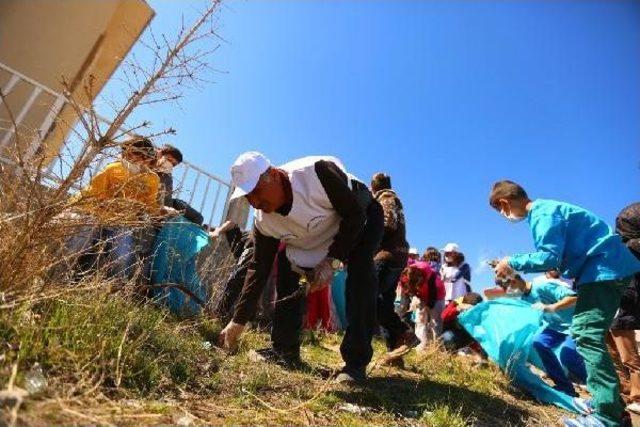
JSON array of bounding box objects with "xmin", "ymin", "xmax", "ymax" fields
[
  {"xmin": 1, "ymin": 296, "xmax": 569, "ymax": 427},
  {"xmin": 0, "ymin": 1, "xmax": 573, "ymax": 424}
]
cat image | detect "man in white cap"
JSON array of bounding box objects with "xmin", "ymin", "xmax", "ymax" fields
[{"xmin": 218, "ymin": 152, "xmax": 384, "ymax": 383}]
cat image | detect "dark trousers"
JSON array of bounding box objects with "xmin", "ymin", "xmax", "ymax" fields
[
  {"xmin": 271, "ymin": 201, "xmax": 384, "ymax": 370},
  {"xmin": 376, "ymin": 261, "xmax": 408, "ymax": 350}
]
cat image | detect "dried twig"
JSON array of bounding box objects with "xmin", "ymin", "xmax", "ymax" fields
[{"xmin": 114, "ymin": 318, "xmax": 131, "ymax": 388}]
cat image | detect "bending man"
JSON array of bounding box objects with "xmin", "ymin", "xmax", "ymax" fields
[{"xmin": 219, "ymin": 152, "xmax": 383, "ymax": 383}]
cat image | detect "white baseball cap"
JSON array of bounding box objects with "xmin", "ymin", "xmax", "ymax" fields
[
  {"xmin": 408, "ymin": 247, "xmax": 419, "ymax": 256},
  {"xmin": 442, "ymin": 243, "xmax": 461, "ymax": 253},
  {"xmin": 230, "ymin": 151, "xmax": 272, "ymax": 197}
]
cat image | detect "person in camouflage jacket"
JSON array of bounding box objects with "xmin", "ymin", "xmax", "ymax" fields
[{"xmin": 371, "ymin": 173, "xmax": 413, "ymax": 353}]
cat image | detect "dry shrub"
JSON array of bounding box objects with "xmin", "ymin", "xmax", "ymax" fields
[
  {"xmin": 0, "ymin": 3, "xmax": 233, "ymax": 425},
  {"xmin": 0, "ymin": 0, "xmax": 224, "ymax": 301}
]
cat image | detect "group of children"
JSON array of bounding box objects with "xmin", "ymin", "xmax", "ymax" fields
[
  {"xmin": 378, "ymin": 179, "xmax": 640, "ymax": 427},
  {"xmin": 487, "ymin": 181, "xmax": 640, "ymax": 427},
  {"xmin": 66, "ymin": 137, "xmax": 187, "ymax": 282},
  {"xmin": 65, "ymin": 143, "xmax": 640, "ymax": 426},
  {"xmin": 394, "ymin": 244, "xmax": 473, "ymax": 351}
]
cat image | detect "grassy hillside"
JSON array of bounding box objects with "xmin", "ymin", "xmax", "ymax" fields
[{"xmin": 0, "ymin": 289, "xmax": 567, "ymax": 426}]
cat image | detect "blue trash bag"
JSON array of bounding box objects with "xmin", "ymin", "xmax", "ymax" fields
[
  {"xmin": 331, "ymin": 269, "xmax": 348, "ymax": 329},
  {"xmin": 150, "ymin": 216, "xmax": 210, "ymax": 317},
  {"xmin": 458, "ymin": 298, "xmax": 583, "ymax": 413}
]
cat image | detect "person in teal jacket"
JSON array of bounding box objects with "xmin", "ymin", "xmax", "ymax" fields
[
  {"xmin": 489, "ymin": 180, "xmax": 640, "ymax": 427},
  {"xmin": 504, "ymin": 274, "xmax": 586, "ymax": 397}
]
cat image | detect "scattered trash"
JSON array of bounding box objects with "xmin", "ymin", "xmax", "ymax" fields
[
  {"xmin": 23, "ymin": 363, "xmax": 47, "ymax": 395},
  {"xmin": 473, "ymin": 358, "xmax": 489, "ymax": 368},
  {"xmin": 404, "ymin": 410, "xmax": 419, "ymax": 418},
  {"xmin": 174, "ymin": 411, "xmax": 196, "ymax": 426},
  {"xmin": 248, "ymin": 349, "xmax": 265, "ymax": 363},
  {"xmin": 202, "ymin": 341, "xmax": 212, "ymax": 350},
  {"xmin": 338, "ymin": 402, "xmax": 369, "ymax": 414},
  {"xmin": 456, "ymin": 347, "xmax": 473, "ymax": 357},
  {"xmin": 121, "ymin": 399, "xmax": 144, "ymax": 409}
]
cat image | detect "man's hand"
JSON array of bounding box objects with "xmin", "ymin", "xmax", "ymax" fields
[
  {"xmin": 309, "ymin": 257, "xmax": 339, "ymax": 293},
  {"xmin": 209, "ymin": 227, "xmax": 222, "ymax": 239},
  {"xmin": 494, "ymin": 256, "xmax": 514, "ymax": 278},
  {"xmin": 209, "ymin": 220, "xmax": 235, "ymax": 240},
  {"xmin": 531, "ymin": 302, "xmax": 556, "ymax": 312},
  {"xmin": 218, "ymin": 321, "xmax": 245, "ymax": 351},
  {"xmin": 160, "ymin": 206, "xmax": 180, "ymax": 217}
]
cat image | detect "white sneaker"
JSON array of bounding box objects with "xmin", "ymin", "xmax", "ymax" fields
[
  {"xmin": 626, "ymin": 401, "xmax": 640, "ymax": 414},
  {"xmin": 572, "ymin": 397, "xmax": 593, "ymax": 415},
  {"xmin": 562, "ymin": 415, "xmax": 605, "ymax": 427}
]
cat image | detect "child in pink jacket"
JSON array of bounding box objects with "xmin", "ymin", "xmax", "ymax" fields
[{"xmin": 398, "ymin": 261, "xmax": 446, "ymax": 348}]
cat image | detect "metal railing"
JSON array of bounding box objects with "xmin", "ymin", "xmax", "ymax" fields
[{"xmin": 0, "ymin": 61, "xmax": 233, "ymax": 227}]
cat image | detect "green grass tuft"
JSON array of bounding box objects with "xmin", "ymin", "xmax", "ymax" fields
[
  {"xmin": 3, "ymin": 292, "xmax": 568, "ymax": 426},
  {"xmin": 0, "ymin": 290, "xmax": 222, "ymax": 397}
]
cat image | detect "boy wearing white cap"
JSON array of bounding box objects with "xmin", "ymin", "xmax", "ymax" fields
[{"xmin": 219, "ymin": 152, "xmax": 384, "ymax": 383}]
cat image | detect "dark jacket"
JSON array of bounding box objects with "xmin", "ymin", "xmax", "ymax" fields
[
  {"xmin": 157, "ymin": 171, "xmax": 174, "ymax": 207},
  {"xmin": 232, "ymin": 159, "xmax": 373, "ymax": 325},
  {"xmin": 373, "ymin": 189, "xmax": 409, "ymax": 268},
  {"xmin": 612, "ymin": 203, "xmax": 640, "ymax": 330}
]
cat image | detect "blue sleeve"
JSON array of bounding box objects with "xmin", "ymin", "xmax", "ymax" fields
[
  {"xmin": 509, "ymin": 213, "xmax": 566, "ymax": 273},
  {"xmin": 542, "ymin": 282, "xmax": 575, "ymax": 302},
  {"xmin": 460, "ymin": 263, "xmax": 471, "ymax": 281}
]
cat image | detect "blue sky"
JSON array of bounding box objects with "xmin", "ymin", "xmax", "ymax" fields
[{"xmin": 102, "ymin": 0, "xmax": 640, "ymax": 288}]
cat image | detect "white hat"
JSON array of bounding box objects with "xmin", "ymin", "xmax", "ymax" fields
[
  {"xmin": 230, "ymin": 151, "xmax": 271, "ymax": 196},
  {"xmin": 442, "ymin": 243, "xmax": 461, "ymax": 253},
  {"xmin": 230, "ymin": 186, "xmax": 246, "ymax": 200},
  {"xmin": 408, "ymin": 247, "xmax": 419, "ymax": 256}
]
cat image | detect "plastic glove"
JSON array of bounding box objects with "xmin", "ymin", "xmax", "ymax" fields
[
  {"xmin": 531, "ymin": 302, "xmax": 546, "ymax": 311},
  {"xmin": 218, "ymin": 321, "xmax": 245, "ymax": 351},
  {"xmin": 309, "ymin": 257, "xmax": 337, "ymax": 293}
]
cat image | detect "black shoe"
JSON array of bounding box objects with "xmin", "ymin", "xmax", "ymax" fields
[
  {"xmin": 249, "ymin": 347, "xmax": 303, "ymax": 370},
  {"xmin": 335, "ymin": 366, "xmax": 367, "ymax": 384}
]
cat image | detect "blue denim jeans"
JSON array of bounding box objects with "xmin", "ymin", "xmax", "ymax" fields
[
  {"xmin": 66, "ymin": 226, "xmax": 137, "ymax": 280},
  {"xmin": 101, "ymin": 227, "xmax": 136, "ymax": 280}
]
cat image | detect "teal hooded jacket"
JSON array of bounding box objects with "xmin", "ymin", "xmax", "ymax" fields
[{"xmin": 509, "ymin": 199, "xmax": 640, "ymax": 285}]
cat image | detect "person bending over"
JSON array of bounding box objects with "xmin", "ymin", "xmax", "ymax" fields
[
  {"xmin": 503, "ymin": 273, "xmax": 586, "ymax": 397},
  {"xmin": 218, "ymin": 152, "xmax": 383, "ymax": 384},
  {"xmin": 490, "ymin": 180, "xmax": 640, "ymax": 427}
]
